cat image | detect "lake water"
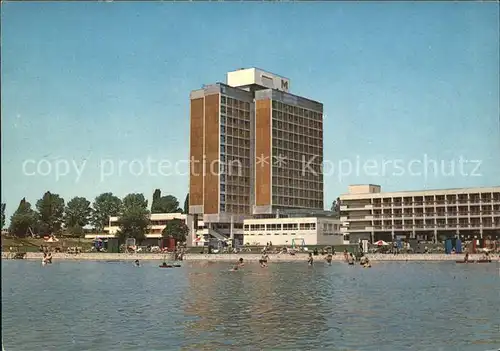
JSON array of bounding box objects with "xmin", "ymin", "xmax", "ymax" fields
[{"xmin": 2, "ymin": 260, "xmax": 499, "ymax": 351}]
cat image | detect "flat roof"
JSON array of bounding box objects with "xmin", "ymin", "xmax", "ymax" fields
[
  {"xmin": 340, "ymin": 185, "xmax": 500, "ymax": 198},
  {"xmin": 191, "ymin": 81, "xmax": 322, "ymax": 110},
  {"xmin": 244, "ymin": 216, "xmax": 340, "ymax": 222},
  {"xmin": 229, "ymin": 67, "xmax": 289, "ymax": 80},
  {"xmin": 270, "ymin": 88, "xmax": 322, "ymax": 106}
]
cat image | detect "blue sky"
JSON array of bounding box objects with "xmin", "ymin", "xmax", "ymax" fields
[{"xmin": 2, "ymin": 2, "xmax": 499, "ymax": 220}]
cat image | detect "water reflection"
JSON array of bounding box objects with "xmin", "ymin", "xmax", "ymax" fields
[
  {"xmin": 2, "ymin": 261, "xmax": 499, "ymax": 351},
  {"xmin": 184, "ymin": 263, "xmax": 343, "ymax": 349}
]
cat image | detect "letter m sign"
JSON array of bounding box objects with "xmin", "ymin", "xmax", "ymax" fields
[{"xmin": 281, "ymin": 79, "xmax": 289, "ymax": 91}]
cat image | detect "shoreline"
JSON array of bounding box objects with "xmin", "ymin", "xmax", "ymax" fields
[{"xmin": 2, "ymin": 252, "xmax": 498, "ymax": 262}]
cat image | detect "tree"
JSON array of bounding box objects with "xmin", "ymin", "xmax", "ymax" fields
[
  {"xmin": 183, "ymin": 194, "xmax": 189, "ymax": 214},
  {"xmin": 65, "ymin": 196, "xmax": 91, "ymax": 228},
  {"xmin": 150, "ymin": 189, "xmax": 180, "ymax": 213},
  {"xmin": 65, "ymin": 196, "xmax": 91, "ymax": 236},
  {"xmin": 331, "ymin": 197, "xmax": 341, "ymax": 218},
  {"xmin": 123, "ymin": 193, "xmax": 148, "ymax": 213},
  {"xmin": 36, "ymin": 191, "xmax": 65, "ymax": 235},
  {"xmin": 91, "ymin": 193, "xmax": 122, "ymax": 232},
  {"xmin": 9, "ymin": 198, "xmax": 37, "ymax": 237},
  {"xmin": 151, "ymin": 189, "xmax": 162, "ymax": 213},
  {"xmin": 117, "ymin": 193, "xmax": 150, "ymax": 243},
  {"xmin": 68, "ymin": 224, "xmax": 85, "ymax": 237},
  {"xmin": 1, "ymin": 203, "xmax": 5, "ymax": 230},
  {"xmin": 162, "ymin": 219, "xmax": 189, "ymax": 244}
]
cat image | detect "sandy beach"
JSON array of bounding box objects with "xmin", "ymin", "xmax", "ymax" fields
[{"xmin": 2, "ymin": 252, "xmax": 498, "ymax": 262}]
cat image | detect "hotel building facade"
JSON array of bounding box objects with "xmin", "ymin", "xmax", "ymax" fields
[
  {"xmin": 243, "ymin": 216, "xmax": 345, "ymax": 247},
  {"xmin": 189, "ymin": 68, "xmax": 324, "ymax": 243},
  {"xmin": 339, "ymin": 184, "xmax": 500, "ymax": 243},
  {"xmin": 84, "ymin": 213, "xmax": 188, "ymax": 239}
]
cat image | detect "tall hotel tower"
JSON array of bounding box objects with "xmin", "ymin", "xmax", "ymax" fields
[{"xmin": 189, "ymin": 68, "xmax": 324, "ymax": 240}]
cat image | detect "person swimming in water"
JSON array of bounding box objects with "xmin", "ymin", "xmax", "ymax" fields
[
  {"xmin": 347, "ymin": 252, "xmax": 355, "ymax": 265},
  {"xmin": 42, "ymin": 252, "xmax": 52, "ymax": 265},
  {"xmin": 134, "ymin": 259, "xmax": 140, "ymax": 267},
  {"xmin": 360, "ymin": 255, "xmax": 371, "ymax": 267},
  {"xmin": 231, "ymin": 258, "xmax": 244, "ymax": 271},
  {"xmin": 259, "ymin": 253, "xmax": 269, "ymax": 267},
  {"xmin": 325, "ymin": 253, "xmax": 333, "ymax": 266},
  {"xmin": 307, "ymin": 253, "xmax": 313, "ymax": 266}
]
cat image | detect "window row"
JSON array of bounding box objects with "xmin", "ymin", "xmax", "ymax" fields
[
  {"xmin": 271, "ymin": 101, "xmax": 322, "ymax": 120},
  {"xmin": 272, "ymin": 186, "xmax": 323, "ymax": 199},
  {"xmin": 323, "ymin": 223, "xmax": 340, "ymax": 231},
  {"xmin": 221, "ymin": 145, "xmax": 251, "ymax": 155},
  {"xmin": 272, "ymin": 135, "xmax": 322, "ymax": 149},
  {"xmin": 221, "ymin": 107, "xmax": 251, "ymax": 119},
  {"xmin": 273, "ymin": 177, "xmax": 323, "ymax": 190},
  {"xmin": 272, "ymin": 167, "xmax": 323, "ymax": 179},
  {"xmin": 271, "ymin": 152, "xmax": 322, "ymax": 164},
  {"xmin": 221, "ymin": 195, "xmax": 249, "ymax": 204},
  {"xmin": 220, "ymin": 157, "xmax": 251, "ymax": 169},
  {"xmin": 272, "ymin": 129, "xmax": 323, "ymax": 143},
  {"xmin": 272, "ymin": 149, "xmax": 322, "ymax": 164},
  {"xmin": 373, "ymin": 219, "xmax": 497, "ymax": 225},
  {"xmin": 219, "ymin": 165, "xmax": 250, "ymax": 177},
  {"xmin": 221, "ymin": 135, "xmax": 250, "ymax": 147},
  {"xmin": 272, "ymin": 123, "xmax": 322, "ymax": 138},
  {"xmin": 221, "ymin": 116, "xmax": 250, "ymax": 130},
  {"xmin": 220, "ymin": 204, "xmax": 250, "ymax": 214},
  {"xmin": 221, "ymin": 175, "xmax": 250, "ymax": 185},
  {"xmin": 245, "ymin": 223, "xmax": 317, "ymax": 231},
  {"xmin": 272, "ymin": 112, "xmax": 322, "ymax": 130},
  {"xmin": 370, "ymin": 209, "xmax": 494, "ymax": 216},
  {"xmin": 272, "ymin": 162, "xmax": 323, "ymax": 175},
  {"xmin": 220, "ymin": 128, "xmax": 249, "ymax": 139},
  {"xmin": 272, "ymin": 197, "xmax": 323, "ymax": 209},
  {"xmin": 221, "ymin": 96, "xmax": 251, "ymax": 110},
  {"xmin": 220, "ymin": 184, "xmax": 250, "ymax": 193}
]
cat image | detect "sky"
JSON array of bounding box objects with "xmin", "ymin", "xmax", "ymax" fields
[{"xmin": 1, "ymin": 2, "xmax": 499, "ymax": 221}]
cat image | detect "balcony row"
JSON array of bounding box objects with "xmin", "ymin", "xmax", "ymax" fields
[
  {"xmin": 342, "ymin": 201, "xmax": 500, "ymax": 210},
  {"xmin": 342, "ymin": 223, "xmax": 500, "ymax": 232},
  {"xmin": 343, "ymin": 212, "xmax": 500, "ymax": 221}
]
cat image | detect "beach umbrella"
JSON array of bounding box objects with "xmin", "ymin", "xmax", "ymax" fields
[{"xmin": 374, "ymin": 240, "xmax": 389, "ymax": 246}]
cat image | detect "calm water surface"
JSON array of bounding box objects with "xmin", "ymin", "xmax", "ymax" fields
[{"xmin": 2, "ymin": 260, "xmax": 499, "ymax": 351}]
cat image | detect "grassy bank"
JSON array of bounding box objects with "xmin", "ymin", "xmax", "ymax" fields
[{"xmin": 1, "ymin": 236, "xmax": 94, "ymax": 252}]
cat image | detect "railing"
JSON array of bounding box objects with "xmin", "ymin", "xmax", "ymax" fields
[{"xmin": 208, "ymin": 228, "xmax": 228, "ymax": 241}]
